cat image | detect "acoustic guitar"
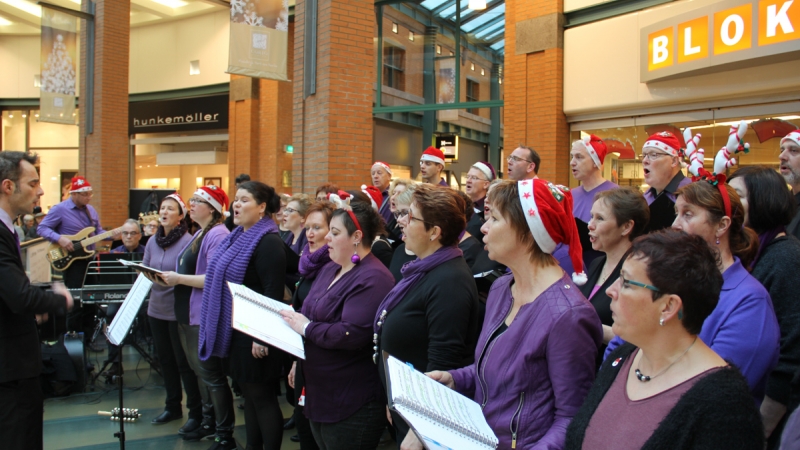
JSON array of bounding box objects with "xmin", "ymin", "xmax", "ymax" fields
[{"xmin": 46, "ymin": 226, "xmax": 123, "ymax": 271}]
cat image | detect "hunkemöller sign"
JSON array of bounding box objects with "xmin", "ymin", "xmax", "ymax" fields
[{"xmin": 640, "ymin": 0, "xmax": 800, "ymax": 82}]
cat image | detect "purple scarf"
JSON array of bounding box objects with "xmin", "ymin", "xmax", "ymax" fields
[
  {"xmin": 198, "ymin": 216, "xmax": 279, "ymax": 360},
  {"xmin": 298, "ymin": 243, "xmax": 331, "ymax": 279},
  {"xmin": 373, "ymin": 245, "xmax": 463, "ymax": 333},
  {"xmin": 751, "ymin": 226, "xmax": 785, "ymax": 270}
]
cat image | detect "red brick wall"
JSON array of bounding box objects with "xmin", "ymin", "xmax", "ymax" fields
[
  {"xmin": 505, "ymin": 0, "xmax": 569, "ymax": 185},
  {"xmin": 293, "ymin": 0, "xmax": 375, "ymax": 193},
  {"xmin": 79, "ymin": 0, "xmax": 130, "ymax": 228}
]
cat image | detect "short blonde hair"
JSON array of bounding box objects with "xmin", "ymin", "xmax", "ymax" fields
[
  {"xmin": 390, "ymin": 178, "xmax": 416, "ymax": 197},
  {"xmin": 393, "ymin": 182, "xmax": 419, "ymax": 206},
  {"xmin": 288, "ymin": 193, "xmax": 312, "ymax": 217}
]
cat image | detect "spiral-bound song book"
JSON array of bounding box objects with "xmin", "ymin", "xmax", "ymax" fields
[
  {"xmin": 383, "ymin": 353, "xmax": 498, "ymax": 450},
  {"xmin": 228, "ymin": 282, "xmax": 305, "ymax": 359}
]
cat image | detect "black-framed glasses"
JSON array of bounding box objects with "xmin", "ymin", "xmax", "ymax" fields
[
  {"xmin": 507, "ymin": 155, "xmax": 532, "ymax": 164},
  {"xmin": 619, "ymin": 275, "xmax": 661, "ymax": 293},
  {"xmin": 284, "ymin": 207, "xmax": 298, "ymax": 215},
  {"xmin": 393, "ymin": 209, "xmax": 409, "ymax": 219},
  {"xmin": 189, "ymin": 197, "xmax": 210, "ymax": 206},
  {"xmin": 407, "ymin": 208, "xmax": 432, "ymax": 226}
]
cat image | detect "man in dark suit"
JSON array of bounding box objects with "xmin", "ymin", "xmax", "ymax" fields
[{"xmin": 0, "ymin": 151, "xmax": 73, "ymax": 450}]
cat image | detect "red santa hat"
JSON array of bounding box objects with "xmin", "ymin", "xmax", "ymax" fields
[
  {"xmin": 69, "ymin": 176, "xmax": 92, "ymax": 193},
  {"xmin": 165, "ymin": 192, "xmax": 186, "ymax": 215},
  {"xmin": 643, "ymin": 131, "xmax": 682, "ymax": 157},
  {"xmin": 781, "ymin": 130, "xmax": 800, "ymax": 148},
  {"xmin": 517, "ymin": 179, "xmax": 587, "ymax": 285},
  {"xmin": 420, "ymin": 146, "xmax": 446, "ymax": 165},
  {"xmin": 194, "ymin": 185, "xmax": 229, "ymax": 214},
  {"xmin": 372, "ymin": 161, "xmax": 393, "ymax": 175},
  {"xmin": 361, "ymin": 185, "xmax": 383, "ymax": 211},
  {"xmin": 574, "ymin": 134, "xmax": 608, "ymax": 169}
]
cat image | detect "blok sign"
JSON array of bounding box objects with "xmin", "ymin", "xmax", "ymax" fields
[{"xmin": 640, "ymin": 0, "xmax": 800, "ymax": 82}]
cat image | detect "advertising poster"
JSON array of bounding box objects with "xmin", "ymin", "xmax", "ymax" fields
[
  {"xmin": 437, "ymin": 58, "xmax": 458, "ymax": 122},
  {"xmin": 228, "ymin": 0, "xmax": 290, "ymax": 81},
  {"xmin": 40, "ymin": 7, "xmax": 77, "ymax": 125}
]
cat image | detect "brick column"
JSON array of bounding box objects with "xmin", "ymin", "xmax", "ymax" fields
[
  {"xmin": 292, "ymin": 0, "xmax": 374, "ymax": 193},
  {"xmin": 505, "ymin": 0, "xmax": 568, "ymax": 185},
  {"xmin": 78, "ymin": 0, "xmax": 130, "ymax": 228},
  {"xmin": 228, "ymin": 24, "xmax": 295, "ymax": 194}
]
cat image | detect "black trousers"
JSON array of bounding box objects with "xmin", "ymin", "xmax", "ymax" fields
[
  {"xmin": 0, "ymin": 377, "xmax": 45, "ymax": 450},
  {"xmin": 148, "ymin": 316, "xmax": 202, "ymax": 419}
]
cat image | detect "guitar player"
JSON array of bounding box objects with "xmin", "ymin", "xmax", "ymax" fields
[{"xmin": 37, "ymin": 176, "xmax": 115, "ymax": 350}]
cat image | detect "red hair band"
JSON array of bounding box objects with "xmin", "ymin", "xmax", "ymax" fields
[{"xmin": 346, "ymin": 210, "xmax": 362, "ymax": 233}]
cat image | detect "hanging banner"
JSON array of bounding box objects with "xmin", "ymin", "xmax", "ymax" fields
[
  {"xmin": 227, "ymin": 0, "xmax": 290, "ymax": 81},
  {"xmin": 40, "ymin": 7, "xmax": 77, "ymax": 125},
  {"xmin": 437, "ymin": 58, "xmax": 458, "ymax": 122}
]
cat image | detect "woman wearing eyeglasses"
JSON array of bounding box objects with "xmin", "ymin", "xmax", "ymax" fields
[
  {"xmin": 158, "ymin": 186, "xmax": 231, "ymax": 441},
  {"xmin": 387, "ymin": 184, "xmax": 419, "ymax": 282},
  {"xmin": 565, "ymin": 230, "xmax": 764, "ymax": 449},
  {"xmin": 283, "ymin": 194, "xmax": 312, "ymax": 255},
  {"xmin": 375, "ymin": 184, "xmax": 481, "ymax": 448}
]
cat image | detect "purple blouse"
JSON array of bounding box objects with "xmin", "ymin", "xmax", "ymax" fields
[
  {"xmin": 300, "ymin": 254, "xmax": 395, "ymax": 423},
  {"xmin": 143, "ymin": 231, "xmax": 193, "ymax": 321}
]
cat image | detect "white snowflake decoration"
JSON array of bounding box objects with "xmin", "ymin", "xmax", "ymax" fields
[
  {"xmin": 41, "ymin": 34, "xmax": 76, "ymax": 96},
  {"xmin": 231, "ymin": 0, "xmax": 288, "ymax": 31}
]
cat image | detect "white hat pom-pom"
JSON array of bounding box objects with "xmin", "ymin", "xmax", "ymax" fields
[{"xmin": 572, "ymin": 272, "xmax": 588, "ymax": 286}]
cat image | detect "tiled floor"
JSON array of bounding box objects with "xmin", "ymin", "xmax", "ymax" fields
[{"xmin": 43, "ymin": 345, "xmax": 397, "ymax": 449}]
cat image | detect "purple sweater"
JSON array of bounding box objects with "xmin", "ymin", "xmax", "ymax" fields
[
  {"xmin": 450, "ymin": 273, "xmax": 602, "ymax": 449},
  {"xmin": 174, "ymin": 225, "xmax": 230, "ymax": 326},
  {"xmin": 301, "ymin": 254, "xmax": 395, "ymax": 423},
  {"xmin": 143, "ymin": 231, "xmax": 193, "ymax": 321}
]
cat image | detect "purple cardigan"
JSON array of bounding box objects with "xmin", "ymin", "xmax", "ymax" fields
[
  {"xmin": 143, "ymin": 231, "xmax": 193, "ymax": 321},
  {"xmin": 174, "ymin": 225, "xmax": 230, "ymax": 326},
  {"xmin": 450, "ymin": 273, "xmax": 602, "ymax": 450},
  {"xmin": 300, "ymin": 254, "xmax": 395, "ymax": 423}
]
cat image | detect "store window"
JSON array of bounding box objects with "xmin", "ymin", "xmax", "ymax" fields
[
  {"xmin": 383, "ymin": 45, "xmax": 406, "ymax": 91},
  {"xmin": 569, "ymin": 111, "xmax": 800, "ymax": 192},
  {"xmin": 466, "ymin": 78, "xmax": 479, "ymax": 115}
]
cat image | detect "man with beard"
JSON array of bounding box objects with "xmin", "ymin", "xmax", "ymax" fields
[{"xmin": 780, "ymin": 130, "xmax": 800, "ymax": 240}]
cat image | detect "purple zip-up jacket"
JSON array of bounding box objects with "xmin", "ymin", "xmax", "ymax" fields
[
  {"xmin": 174, "ymin": 224, "xmax": 230, "ymax": 326},
  {"xmin": 450, "ymin": 273, "xmax": 602, "ymax": 450}
]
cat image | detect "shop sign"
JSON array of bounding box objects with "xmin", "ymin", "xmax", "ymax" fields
[
  {"xmin": 436, "ymin": 135, "xmax": 459, "ymax": 161},
  {"xmin": 640, "ymin": 0, "xmax": 800, "ymax": 82},
  {"xmin": 129, "ymin": 94, "xmax": 229, "ymax": 134}
]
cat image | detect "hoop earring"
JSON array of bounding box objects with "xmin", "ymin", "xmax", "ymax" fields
[{"xmin": 351, "ymin": 242, "xmax": 361, "ymax": 264}]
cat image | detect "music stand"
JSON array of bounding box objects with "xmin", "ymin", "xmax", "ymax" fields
[
  {"xmin": 106, "ymin": 274, "xmax": 152, "ymax": 449},
  {"xmin": 86, "ymin": 254, "xmax": 159, "ymax": 383}
]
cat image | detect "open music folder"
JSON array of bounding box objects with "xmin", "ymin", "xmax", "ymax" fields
[
  {"xmin": 383, "ymin": 353, "xmax": 498, "ymax": 450},
  {"xmin": 117, "ymin": 259, "xmax": 164, "ymax": 277},
  {"xmin": 228, "ymin": 282, "xmax": 305, "ymax": 360}
]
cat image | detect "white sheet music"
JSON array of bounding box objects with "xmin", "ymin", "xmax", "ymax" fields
[
  {"xmin": 386, "ymin": 354, "xmax": 497, "ymax": 450},
  {"xmin": 105, "ymin": 273, "xmax": 153, "ymax": 346},
  {"xmin": 229, "ymin": 282, "xmax": 305, "ymax": 360}
]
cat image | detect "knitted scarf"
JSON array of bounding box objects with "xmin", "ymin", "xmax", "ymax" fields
[
  {"xmin": 751, "ymin": 226, "xmax": 785, "ymax": 270},
  {"xmin": 298, "ymin": 243, "xmax": 331, "ymax": 279},
  {"xmin": 198, "ymin": 216, "xmax": 279, "ymax": 360},
  {"xmin": 373, "ymin": 245, "xmax": 463, "ymax": 333},
  {"xmin": 156, "ymin": 221, "xmax": 188, "ymax": 249}
]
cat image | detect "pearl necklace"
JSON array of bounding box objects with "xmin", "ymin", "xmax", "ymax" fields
[{"xmin": 635, "ymin": 337, "xmax": 697, "ymax": 382}]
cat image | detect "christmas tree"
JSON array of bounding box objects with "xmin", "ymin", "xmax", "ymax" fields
[{"xmin": 41, "ymin": 34, "xmax": 76, "ymax": 96}]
